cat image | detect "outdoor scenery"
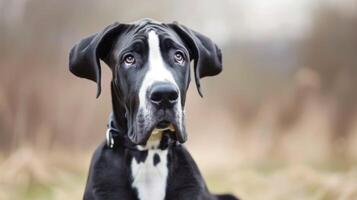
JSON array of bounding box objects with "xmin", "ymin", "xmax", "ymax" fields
[{"xmin": 0, "ymin": 0, "xmax": 357, "ymax": 199}]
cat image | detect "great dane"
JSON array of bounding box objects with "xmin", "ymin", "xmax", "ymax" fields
[{"xmin": 69, "ymin": 19, "xmax": 238, "ymax": 200}]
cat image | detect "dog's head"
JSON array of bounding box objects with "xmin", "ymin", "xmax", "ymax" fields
[{"xmin": 69, "ymin": 19, "xmax": 222, "ymax": 145}]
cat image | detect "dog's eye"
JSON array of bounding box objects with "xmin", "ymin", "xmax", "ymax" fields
[
  {"xmin": 174, "ymin": 51, "xmax": 185, "ymax": 65},
  {"xmin": 124, "ymin": 54, "xmax": 136, "ymax": 65}
]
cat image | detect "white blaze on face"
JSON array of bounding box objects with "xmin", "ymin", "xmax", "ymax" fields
[
  {"xmin": 138, "ymin": 30, "xmax": 182, "ymax": 121},
  {"xmin": 132, "ymin": 30, "xmax": 186, "ymax": 200}
]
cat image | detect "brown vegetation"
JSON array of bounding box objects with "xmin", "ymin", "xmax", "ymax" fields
[{"xmin": 0, "ymin": 1, "xmax": 357, "ymax": 199}]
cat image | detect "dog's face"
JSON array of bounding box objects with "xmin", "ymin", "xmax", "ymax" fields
[
  {"xmin": 69, "ymin": 19, "xmax": 222, "ymax": 145},
  {"xmin": 112, "ymin": 27, "xmax": 190, "ymax": 145}
]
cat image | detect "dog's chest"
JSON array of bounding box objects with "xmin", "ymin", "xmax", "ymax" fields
[{"xmin": 131, "ymin": 149, "xmax": 169, "ymax": 200}]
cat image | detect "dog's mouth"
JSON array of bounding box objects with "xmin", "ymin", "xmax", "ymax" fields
[
  {"xmin": 129, "ymin": 111, "xmax": 187, "ymax": 145},
  {"xmin": 155, "ymin": 120, "xmax": 172, "ymax": 130},
  {"xmin": 150, "ymin": 119, "xmax": 184, "ymax": 142}
]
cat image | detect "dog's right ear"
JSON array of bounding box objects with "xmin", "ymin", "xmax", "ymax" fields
[{"xmin": 69, "ymin": 22, "xmax": 126, "ymax": 98}]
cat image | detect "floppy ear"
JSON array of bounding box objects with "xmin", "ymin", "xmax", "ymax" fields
[
  {"xmin": 167, "ymin": 22, "xmax": 223, "ymax": 97},
  {"xmin": 69, "ymin": 22, "xmax": 126, "ymax": 98}
]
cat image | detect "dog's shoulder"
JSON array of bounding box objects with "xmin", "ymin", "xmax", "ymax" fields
[
  {"xmin": 170, "ymin": 144, "xmax": 199, "ymax": 169},
  {"xmin": 89, "ymin": 141, "xmax": 130, "ymax": 178},
  {"xmin": 84, "ymin": 141, "xmax": 136, "ymax": 199},
  {"xmin": 165, "ymin": 145, "xmax": 210, "ymax": 197}
]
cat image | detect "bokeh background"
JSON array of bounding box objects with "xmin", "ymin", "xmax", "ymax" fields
[{"xmin": 1, "ymin": 0, "xmax": 357, "ymax": 199}]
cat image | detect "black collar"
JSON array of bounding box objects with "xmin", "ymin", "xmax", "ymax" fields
[{"xmin": 105, "ymin": 113, "xmax": 178, "ymax": 150}]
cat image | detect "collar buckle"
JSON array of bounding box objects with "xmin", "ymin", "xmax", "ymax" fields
[{"xmin": 106, "ymin": 128, "xmax": 115, "ymax": 149}]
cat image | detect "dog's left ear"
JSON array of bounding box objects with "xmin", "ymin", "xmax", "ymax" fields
[
  {"xmin": 167, "ymin": 22, "xmax": 222, "ymax": 97},
  {"xmin": 69, "ymin": 22, "xmax": 127, "ymax": 98}
]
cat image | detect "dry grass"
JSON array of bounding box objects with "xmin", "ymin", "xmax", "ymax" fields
[
  {"xmin": 0, "ymin": 148, "xmax": 87, "ymax": 200},
  {"xmin": 1, "ymin": 148, "xmax": 357, "ymax": 200},
  {"xmin": 1, "ymin": 2, "xmax": 357, "ymax": 199}
]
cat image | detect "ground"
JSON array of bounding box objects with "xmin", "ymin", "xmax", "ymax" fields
[{"xmin": 1, "ymin": 148, "xmax": 357, "ymax": 200}]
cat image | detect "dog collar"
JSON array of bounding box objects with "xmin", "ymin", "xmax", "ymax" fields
[
  {"xmin": 105, "ymin": 113, "xmax": 116, "ymax": 148},
  {"xmin": 105, "ymin": 128, "xmax": 116, "ymax": 149},
  {"xmin": 105, "ymin": 113, "xmax": 137, "ymax": 150}
]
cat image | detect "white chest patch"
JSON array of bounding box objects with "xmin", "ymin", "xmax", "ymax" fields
[{"xmin": 131, "ymin": 132, "xmax": 169, "ymax": 200}]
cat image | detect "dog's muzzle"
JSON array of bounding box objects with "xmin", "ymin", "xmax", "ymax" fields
[
  {"xmin": 149, "ymin": 83, "xmax": 178, "ymax": 109},
  {"xmin": 129, "ymin": 82, "xmax": 186, "ymax": 145}
]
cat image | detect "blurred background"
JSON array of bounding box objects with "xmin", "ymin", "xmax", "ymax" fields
[{"xmin": 1, "ymin": 0, "xmax": 357, "ymax": 199}]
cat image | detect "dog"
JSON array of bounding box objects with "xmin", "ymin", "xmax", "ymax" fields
[{"xmin": 69, "ymin": 19, "xmax": 238, "ymax": 200}]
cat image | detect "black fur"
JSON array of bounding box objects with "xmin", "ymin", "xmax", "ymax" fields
[
  {"xmin": 84, "ymin": 140, "xmax": 238, "ymax": 200},
  {"xmin": 69, "ymin": 19, "xmax": 238, "ymax": 200}
]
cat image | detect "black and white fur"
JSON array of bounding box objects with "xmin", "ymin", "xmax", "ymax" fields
[{"xmin": 69, "ymin": 19, "xmax": 238, "ymax": 200}]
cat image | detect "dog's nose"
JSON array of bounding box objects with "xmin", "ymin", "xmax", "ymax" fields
[{"xmin": 149, "ymin": 83, "xmax": 178, "ymax": 108}]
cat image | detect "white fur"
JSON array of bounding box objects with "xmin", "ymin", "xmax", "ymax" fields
[
  {"xmin": 132, "ymin": 31, "xmax": 187, "ymax": 200},
  {"xmin": 138, "ymin": 30, "xmax": 183, "ymax": 129},
  {"xmin": 131, "ymin": 132, "xmax": 168, "ymax": 200}
]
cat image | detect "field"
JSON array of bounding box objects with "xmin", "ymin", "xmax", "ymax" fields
[
  {"xmin": 1, "ymin": 1, "xmax": 357, "ymax": 200},
  {"xmin": 1, "ymin": 147, "xmax": 357, "ymax": 200}
]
